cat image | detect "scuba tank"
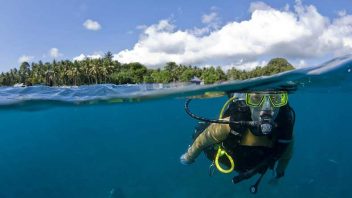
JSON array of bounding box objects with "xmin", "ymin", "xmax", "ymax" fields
[{"xmin": 185, "ymin": 94, "xmax": 295, "ymax": 194}]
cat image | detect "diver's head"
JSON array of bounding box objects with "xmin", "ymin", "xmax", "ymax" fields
[{"xmin": 245, "ymin": 91, "xmax": 288, "ymax": 135}]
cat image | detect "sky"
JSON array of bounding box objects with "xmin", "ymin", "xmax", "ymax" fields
[{"xmin": 0, "ymin": 0, "xmax": 351, "ymax": 72}]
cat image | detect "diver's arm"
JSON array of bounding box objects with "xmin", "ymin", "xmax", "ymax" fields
[
  {"xmin": 182, "ymin": 122, "xmax": 231, "ymax": 163},
  {"xmin": 275, "ymin": 139, "xmax": 294, "ymax": 178},
  {"xmin": 275, "ymin": 105, "xmax": 295, "ymax": 178}
]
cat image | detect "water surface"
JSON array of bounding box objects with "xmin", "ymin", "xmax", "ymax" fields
[{"xmin": 0, "ymin": 55, "xmax": 351, "ymax": 197}]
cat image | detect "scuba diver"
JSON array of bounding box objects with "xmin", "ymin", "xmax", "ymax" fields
[{"xmin": 180, "ymin": 90, "xmax": 295, "ymax": 194}]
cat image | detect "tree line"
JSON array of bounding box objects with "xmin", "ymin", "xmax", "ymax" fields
[{"xmin": 0, "ymin": 52, "xmax": 295, "ymax": 86}]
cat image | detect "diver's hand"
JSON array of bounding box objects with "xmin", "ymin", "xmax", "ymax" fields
[{"xmin": 180, "ymin": 153, "xmax": 195, "ymax": 165}]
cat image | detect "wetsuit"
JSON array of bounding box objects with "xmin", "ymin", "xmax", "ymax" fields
[{"xmin": 184, "ymin": 104, "xmax": 294, "ymax": 174}]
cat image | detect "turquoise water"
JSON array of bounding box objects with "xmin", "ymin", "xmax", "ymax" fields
[{"xmin": 0, "ymin": 55, "xmax": 352, "ymax": 197}]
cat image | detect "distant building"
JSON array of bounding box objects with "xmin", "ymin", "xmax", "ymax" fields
[{"xmin": 190, "ymin": 76, "xmax": 202, "ymax": 85}]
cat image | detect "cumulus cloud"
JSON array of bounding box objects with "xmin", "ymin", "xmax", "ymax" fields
[
  {"xmin": 49, "ymin": 48, "xmax": 62, "ymax": 58},
  {"xmin": 249, "ymin": 1, "xmax": 273, "ymax": 13},
  {"xmin": 113, "ymin": 1, "xmax": 352, "ymax": 69},
  {"xmin": 73, "ymin": 52, "xmax": 103, "ymax": 61},
  {"xmin": 202, "ymin": 12, "xmax": 218, "ymax": 24},
  {"xmin": 191, "ymin": 9, "xmax": 221, "ymax": 36},
  {"xmin": 18, "ymin": 55, "xmax": 34, "ymax": 63},
  {"xmin": 73, "ymin": 54, "xmax": 86, "ymax": 61},
  {"xmin": 83, "ymin": 19, "xmax": 101, "ymax": 31}
]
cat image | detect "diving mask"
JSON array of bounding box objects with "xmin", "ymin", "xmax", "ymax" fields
[
  {"xmin": 246, "ymin": 91, "xmax": 288, "ymax": 136},
  {"xmin": 245, "ymin": 92, "xmax": 288, "ymax": 108}
]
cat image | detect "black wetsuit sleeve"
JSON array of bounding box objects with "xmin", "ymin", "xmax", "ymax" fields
[
  {"xmin": 276, "ymin": 104, "xmax": 295, "ymax": 147},
  {"xmin": 273, "ymin": 104, "xmax": 295, "ymax": 176}
]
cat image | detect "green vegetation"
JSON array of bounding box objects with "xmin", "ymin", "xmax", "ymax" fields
[{"xmin": 0, "ymin": 52, "xmax": 295, "ymax": 86}]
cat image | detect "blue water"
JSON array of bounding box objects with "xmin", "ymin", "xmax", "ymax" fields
[{"xmin": 0, "ymin": 55, "xmax": 352, "ymax": 197}]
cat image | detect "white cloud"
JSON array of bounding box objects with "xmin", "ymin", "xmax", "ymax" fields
[
  {"xmin": 18, "ymin": 55, "xmax": 34, "ymax": 63},
  {"xmin": 136, "ymin": 25, "xmax": 148, "ymax": 30},
  {"xmin": 249, "ymin": 1, "xmax": 273, "ymax": 13},
  {"xmin": 189, "ymin": 27, "xmax": 211, "ymax": 36},
  {"xmin": 151, "ymin": 19, "xmax": 175, "ymax": 32},
  {"xmin": 196, "ymin": 9, "xmax": 221, "ymax": 36},
  {"xmin": 49, "ymin": 48, "xmax": 62, "ymax": 58},
  {"xmin": 222, "ymin": 61, "xmax": 267, "ymax": 71},
  {"xmin": 113, "ymin": 2, "xmax": 352, "ymax": 69},
  {"xmin": 133, "ymin": 25, "xmax": 148, "ymax": 34},
  {"xmin": 202, "ymin": 12, "xmax": 218, "ymax": 24},
  {"xmin": 73, "ymin": 52, "xmax": 103, "ymax": 61},
  {"xmin": 73, "ymin": 54, "xmax": 86, "ymax": 61},
  {"xmin": 83, "ymin": 19, "xmax": 101, "ymax": 31},
  {"xmin": 337, "ymin": 10, "xmax": 347, "ymax": 17},
  {"xmin": 87, "ymin": 53, "xmax": 102, "ymax": 59}
]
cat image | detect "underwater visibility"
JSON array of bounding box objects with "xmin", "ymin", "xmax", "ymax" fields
[{"xmin": 0, "ymin": 55, "xmax": 352, "ymax": 198}]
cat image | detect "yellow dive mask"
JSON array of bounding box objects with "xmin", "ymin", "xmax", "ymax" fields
[{"xmin": 245, "ymin": 92, "xmax": 288, "ymax": 108}]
